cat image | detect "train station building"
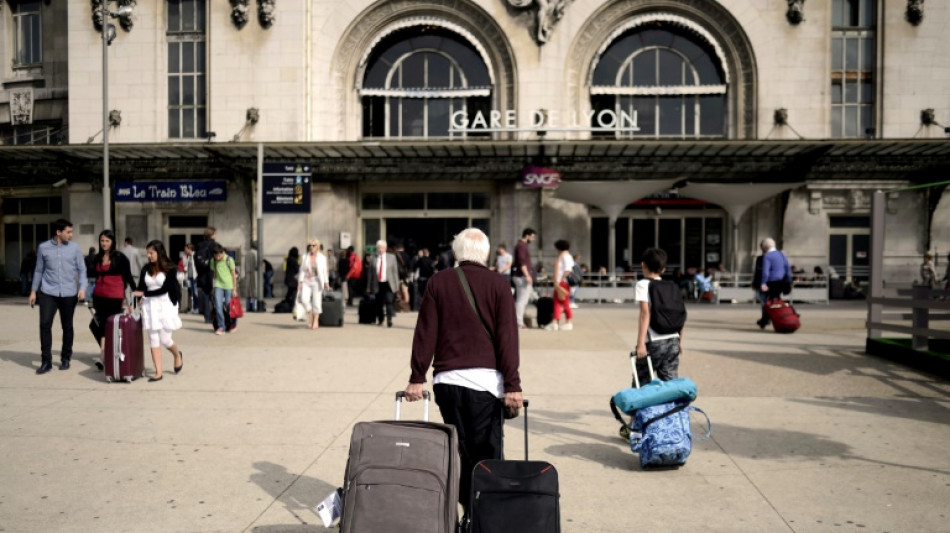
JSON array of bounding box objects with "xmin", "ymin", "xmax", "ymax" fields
[{"xmin": 1, "ymin": 0, "xmax": 948, "ymax": 293}]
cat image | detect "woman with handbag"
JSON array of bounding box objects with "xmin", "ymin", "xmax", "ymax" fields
[
  {"xmin": 132, "ymin": 240, "xmax": 183, "ymax": 382},
  {"xmin": 298, "ymin": 239, "xmax": 329, "ymax": 329},
  {"xmin": 547, "ymin": 239, "xmax": 574, "ymax": 331},
  {"xmin": 90, "ymin": 229, "xmax": 136, "ymax": 371}
]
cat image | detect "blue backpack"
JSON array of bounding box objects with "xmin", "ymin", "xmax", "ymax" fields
[{"xmin": 629, "ymin": 401, "xmax": 711, "ymax": 468}]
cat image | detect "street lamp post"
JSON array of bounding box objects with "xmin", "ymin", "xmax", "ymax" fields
[{"xmin": 100, "ymin": 2, "xmax": 132, "ymax": 231}]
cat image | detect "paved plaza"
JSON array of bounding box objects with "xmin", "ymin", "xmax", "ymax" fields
[{"xmin": 0, "ymin": 296, "xmax": 947, "ymax": 533}]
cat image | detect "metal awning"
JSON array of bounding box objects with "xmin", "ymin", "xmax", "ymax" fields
[{"xmin": 0, "ymin": 138, "xmax": 948, "ymax": 187}]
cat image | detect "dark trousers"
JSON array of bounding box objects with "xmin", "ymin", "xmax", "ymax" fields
[
  {"xmin": 198, "ymin": 286, "xmax": 213, "ymax": 323},
  {"xmin": 346, "ymin": 278, "xmax": 359, "ymax": 306},
  {"xmin": 90, "ymin": 296, "xmax": 124, "ymax": 345},
  {"xmin": 38, "ymin": 292, "xmax": 77, "ymax": 364},
  {"xmin": 760, "ymin": 281, "xmax": 786, "ymax": 323},
  {"xmin": 375, "ymin": 283, "xmax": 394, "ymax": 323},
  {"xmin": 433, "ymin": 383, "xmax": 504, "ymax": 509}
]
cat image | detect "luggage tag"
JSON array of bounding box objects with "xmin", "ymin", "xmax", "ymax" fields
[{"xmin": 315, "ymin": 488, "xmax": 343, "ymax": 527}]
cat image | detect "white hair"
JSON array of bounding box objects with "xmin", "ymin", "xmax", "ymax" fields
[
  {"xmin": 760, "ymin": 237, "xmax": 776, "ymax": 252},
  {"xmin": 452, "ymin": 228, "xmax": 491, "ymax": 265},
  {"xmin": 376, "ymin": 240, "xmax": 387, "ymax": 250}
]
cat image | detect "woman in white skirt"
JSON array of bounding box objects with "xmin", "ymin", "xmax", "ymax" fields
[
  {"xmin": 132, "ymin": 240, "xmax": 183, "ymax": 381},
  {"xmin": 298, "ymin": 239, "xmax": 329, "ymax": 329}
]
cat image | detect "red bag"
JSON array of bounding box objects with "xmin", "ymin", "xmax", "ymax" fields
[
  {"xmin": 229, "ymin": 295, "xmax": 244, "ymax": 319},
  {"xmin": 766, "ymin": 298, "xmax": 800, "ymax": 333}
]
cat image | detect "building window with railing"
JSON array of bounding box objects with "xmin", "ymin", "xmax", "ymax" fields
[
  {"xmin": 360, "ymin": 26, "xmax": 492, "ymax": 139},
  {"xmin": 831, "ymin": 0, "xmax": 876, "ymax": 138},
  {"xmin": 167, "ymin": 0, "xmax": 207, "ymax": 139},
  {"xmin": 590, "ymin": 21, "xmax": 727, "ymax": 139},
  {"xmin": 13, "ymin": 1, "xmax": 42, "ymax": 66},
  {"xmin": 0, "ymin": 122, "xmax": 63, "ymax": 145}
]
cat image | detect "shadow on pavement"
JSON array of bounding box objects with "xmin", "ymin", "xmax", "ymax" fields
[
  {"xmin": 544, "ymin": 442, "xmax": 634, "ymax": 470},
  {"xmin": 0, "ymin": 350, "xmax": 103, "ymax": 380},
  {"xmin": 711, "ymin": 422, "xmax": 852, "ymax": 460},
  {"xmin": 249, "ymin": 461, "xmax": 337, "ymax": 532},
  {"xmin": 790, "ymin": 396, "xmax": 950, "ymax": 426}
]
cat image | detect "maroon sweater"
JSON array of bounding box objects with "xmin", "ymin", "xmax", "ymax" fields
[{"xmin": 410, "ymin": 262, "xmax": 521, "ymax": 393}]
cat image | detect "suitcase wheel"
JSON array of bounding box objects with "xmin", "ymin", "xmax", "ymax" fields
[
  {"xmin": 105, "ymin": 376, "xmax": 113, "ymax": 383},
  {"xmin": 619, "ymin": 424, "xmax": 630, "ymax": 441},
  {"xmin": 125, "ymin": 376, "xmax": 133, "ymax": 383}
]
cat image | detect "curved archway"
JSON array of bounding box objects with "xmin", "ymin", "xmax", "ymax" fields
[
  {"xmin": 566, "ymin": 0, "xmax": 757, "ymax": 139},
  {"xmin": 330, "ymin": 0, "xmax": 517, "ymax": 140}
]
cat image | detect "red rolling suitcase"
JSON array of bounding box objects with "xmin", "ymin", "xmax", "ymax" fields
[
  {"xmin": 766, "ymin": 298, "xmax": 801, "ymax": 333},
  {"xmin": 104, "ymin": 308, "xmax": 145, "ymax": 383}
]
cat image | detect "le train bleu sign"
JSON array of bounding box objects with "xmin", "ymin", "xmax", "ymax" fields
[{"xmin": 114, "ymin": 181, "xmax": 226, "ymax": 202}]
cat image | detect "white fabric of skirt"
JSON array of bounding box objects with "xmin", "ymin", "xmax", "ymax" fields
[{"xmin": 141, "ymin": 272, "xmax": 182, "ymax": 332}]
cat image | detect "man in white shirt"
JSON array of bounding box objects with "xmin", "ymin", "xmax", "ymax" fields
[
  {"xmin": 369, "ymin": 240, "xmax": 399, "ymax": 327},
  {"xmin": 122, "ymin": 237, "xmax": 144, "ymax": 283}
]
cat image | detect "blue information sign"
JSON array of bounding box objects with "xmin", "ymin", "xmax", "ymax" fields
[
  {"xmin": 263, "ymin": 162, "xmax": 311, "ymax": 213},
  {"xmin": 114, "ymin": 181, "xmax": 227, "ymax": 202}
]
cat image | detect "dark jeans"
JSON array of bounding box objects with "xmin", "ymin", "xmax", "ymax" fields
[
  {"xmin": 634, "ymin": 337, "xmax": 681, "ymax": 383},
  {"xmin": 263, "ymin": 271, "xmax": 274, "ymax": 298},
  {"xmin": 38, "ymin": 292, "xmax": 78, "ymax": 364},
  {"xmin": 433, "ymin": 383, "xmax": 504, "ymax": 508},
  {"xmin": 90, "ymin": 295, "xmax": 124, "ymax": 345},
  {"xmin": 346, "ymin": 278, "xmax": 359, "ymax": 306},
  {"xmin": 375, "ymin": 283, "xmax": 394, "ymax": 323},
  {"xmin": 198, "ymin": 287, "xmax": 213, "ymax": 323}
]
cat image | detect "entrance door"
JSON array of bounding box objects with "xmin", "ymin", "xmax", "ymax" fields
[
  {"xmin": 386, "ymin": 218, "xmax": 470, "ymax": 257},
  {"xmin": 829, "ymin": 216, "xmax": 870, "ymax": 283},
  {"xmin": 165, "ymin": 215, "xmax": 209, "ymax": 262}
]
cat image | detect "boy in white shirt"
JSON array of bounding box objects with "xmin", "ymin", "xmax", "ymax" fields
[{"xmin": 634, "ymin": 247, "xmax": 685, "ymax": 382}]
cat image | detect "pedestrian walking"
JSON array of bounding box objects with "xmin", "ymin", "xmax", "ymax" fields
[
  {"xmin": 211, "ymin": 245, "xmax": 239, "ymax": 335},
  {"xmin": 30, "ymin": 219, "xmax": 87, "ymax": 374},
  {"xmin": 19, "ymin": 250, "xmax": 36, "ymax": 296},
  {"xmin": 493, "ymin": 243, "xmax": 512, "ymax": 279},
  {"xmin": 121, "ymin": 237, "xmax": 144, "ymax": 284},
  {"xmin": 547, "ymin": 239, "xmax": 574, "ymax": 331},
  {"xmin": 344, "ymin": 246, "xmax": 362, "ymax": 307},
  {"xmin": 132, "ymin": 240, "xmax": 183, "ymax": 382},
  {"xmin": 756, "ymin": 238, "xmax": 792, "ymax": 329},
  {"xmin": 194, "ymin": 228, "xmax": 218, "ymax": 324},
  {"xmin": 634, "ymin": 247, "xmax": 685, "ymax": 381},
  {"xmin": 403, "ymin": 227, "xmax": 523, "ymax": 515},
  {"xmin": 368, "ymin": 240, "xmax": 399, "ymax": 327},
  {"xmin": 919, "ymin": 252, "xmax": 938, "ymax": 288},
  {"xmin": 298, "ymin": 239, "xmax": 329, "ymax": 329},
  {"xmin": 84, "ymin": 246, "xmax": 98, "ymax": 295},
  {"xmin": 89, "ymin": 229, "xmax": 136, "ymax": 372},
  {"xmin": 510, "ymin": 228, "xmax": 537, "ymax": 329},
  {"xmin": 181, "ymin": 243, "xmax": 199, "ymax": 313}
]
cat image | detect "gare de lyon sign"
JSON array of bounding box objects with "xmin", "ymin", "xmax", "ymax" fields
[{"xmin": 450, "ymin": 108, "xmax": 641, "ymax": 189}]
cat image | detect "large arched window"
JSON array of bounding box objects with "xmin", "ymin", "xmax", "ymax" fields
[
  {"xmin": 590, "ymin": 21, "xmax": 726, "ymax": 138},
  {"xmin": 361, "ymin": 26, "xmax": 491, "ymax": 138}
]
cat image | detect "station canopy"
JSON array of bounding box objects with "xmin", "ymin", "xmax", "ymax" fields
[{"xmin": 0, "ymin": 138, "xmax": 948, "ymax": 187}]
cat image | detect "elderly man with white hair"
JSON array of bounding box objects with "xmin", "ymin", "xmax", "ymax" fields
[
  {"xmin": 404, "ymin": 227, "xmax": 523, "ymax": 514},
  {"xmin": 757, "ymin": 237, "xmax": 792, "ymax": 329},
  {"xmin": 368, "ymin": 239, "xmax": 400, "ymax": 327}
]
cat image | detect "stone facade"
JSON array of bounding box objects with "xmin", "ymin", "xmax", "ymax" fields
[{"xmin": 0, "ymin": 1, "xmax": 947, "ymax": 286}]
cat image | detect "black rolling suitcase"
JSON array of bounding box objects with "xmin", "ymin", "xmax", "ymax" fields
[
  {"xmin": 536, "ymin": 297, "xmax": 554, "ymax": 327},
  {"xmin": 340, "ymin": 392, "xmax": 460, "ymax": 533},
  {"xmin": 468, "ymin": 400, "xmax": 560, "ymax": 533},
  {"xmin": 319, "ymin": 293, "xmax": 344, "ymax": 327},
  {"xmin": 358, "ymin": 295, "xmax": 376, "ymax": 324}
]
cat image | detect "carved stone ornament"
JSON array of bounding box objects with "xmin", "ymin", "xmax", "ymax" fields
[
  {"xmin": 508, "ymin": 0, "xmax": 574, "ymax": 45},
  {"xmin": 906, "ymin": 0, "xmax": 924, "ymax": 26},
  {"xmin": 11, "ymin": 89, "xmax": 34, "ymax": 126},
  {"xmin": 808, "ymin": 190, "xmax": 822, "ymax": 215},
  {"xmin": 786, "ymin": 0, "xmax": 804, "ymax": 25},
  {"xmin": 230, "ymin": 0, "xmax": 249, "ymax": 29},
  {"xmin": 258, "ymin": 0, "xmax": 275, "ymax": 29}
]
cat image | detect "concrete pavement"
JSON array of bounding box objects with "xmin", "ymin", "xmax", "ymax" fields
[{"xmin": 0, "ymin": 297, "xmax": 948, "ymax": 533}]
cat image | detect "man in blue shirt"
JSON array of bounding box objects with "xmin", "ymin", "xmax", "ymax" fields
[
  {"xmin": 30, "ymin": 219, "xmax": 87, "ymax": 374},
  {"xmin": 756, "ymin": 237, "xmax": 791, "ymax": 329}
]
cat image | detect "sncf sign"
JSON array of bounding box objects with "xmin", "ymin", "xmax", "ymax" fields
[{"xmin": 521, "ymin": 166, "xmax": 562, "ymax": 188}]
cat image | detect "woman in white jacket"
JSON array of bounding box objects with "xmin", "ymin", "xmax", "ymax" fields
[{"xmin": 298, "ymin": 239, "xmax": 329, "ymax": 329}]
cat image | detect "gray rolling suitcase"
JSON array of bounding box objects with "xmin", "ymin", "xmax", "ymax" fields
[
  {"xmin": 318, "ymin": 292, "xmax": 345, "ymax": 327},
  {"xmin": 340, "ymin": 391, "xmax": 460, "ymax": 533}
]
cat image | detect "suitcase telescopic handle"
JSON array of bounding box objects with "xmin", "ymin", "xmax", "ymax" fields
[
  {"xmin": 394, "ymin": 391, "xmax": 430, "ymax": 421},
  {"xmin": 629, "ymin": 353, "xmax": 656, "ymax": 389},
  {"xmin": 522, "ymin": 399, "xmax": 529, "ymax": 461}
]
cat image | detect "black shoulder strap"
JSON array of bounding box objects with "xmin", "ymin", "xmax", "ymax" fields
[{"xmin": 454, "ymin": 266, "xmax": 493, "ymax": 344}]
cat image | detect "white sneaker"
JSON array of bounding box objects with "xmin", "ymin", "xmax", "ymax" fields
[
  {"xmin": 561, "ymin": 323, "xmax": 573, "ymax": 331},
  {"xmin": 544, "ymin": 322, "xmax": 559, "ymax": 331},
  {"xmin": 570, "ymin": 303, "xmax": 579, "ymax": 309}
]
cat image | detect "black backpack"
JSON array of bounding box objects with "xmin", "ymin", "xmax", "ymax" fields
[{"xmin": 648, "ymin": 279, "xmax": 687, "ymax": 335}]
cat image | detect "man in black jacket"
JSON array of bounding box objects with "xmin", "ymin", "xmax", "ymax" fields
[{"xmin": 194, "ymin": 227, "xmax": 218, "ymax": 324}]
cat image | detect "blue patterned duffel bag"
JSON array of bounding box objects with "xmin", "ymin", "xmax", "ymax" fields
[{"xmin": 629, "ymin": 400, "xmax": 711, "ymax": 468}]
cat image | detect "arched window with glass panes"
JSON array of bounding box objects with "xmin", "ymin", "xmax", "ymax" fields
[
  {"xmin": 590, "ymin": 22, "xmax": 727, "ymax": 138},
  {"xmin": 360, "ymin": 26, "xmax": 492, "ymax": 138}
]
